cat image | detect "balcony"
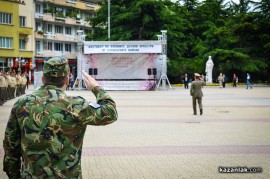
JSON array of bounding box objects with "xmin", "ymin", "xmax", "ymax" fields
[
  {"xmin": 43, "ymin": 14, "xmax": 54, "ymax": 22},
  {"xmin": 65, "ymin": 35, "xmax": 76, "ymax": 41},
  {"xmin": 44, "ymin": 0, "xmax": 98, "ymax": 11},
  {"xmin": 66, "ymin": 0, "xmax": 76, "ymax": 4},
  {"xmin": 35, "ymin": 13, "xmax": 44, "ymax": 19},
  {"xmin": 55, "ymin": 16, "xmax": 65, "ymax": 22},
  {"xmin": 64, "ymin": 52, "xmax": 76, "ymax": 59},
  {"xmin": 44, "ymin": 32, "xmax": 56, "ymax": 40},
  {"xmin": 36, "ymin": 51, "xmax": 44, "ymax": 57},
  {"xmin": 35, "ymin": 31, "xmax": 44, "ymax": 39},
  {"xmin": 86, "ymin": 2, "xmax": 95, "ymax": 8},
  {"xmin": 76, "ymin": 19, "xmax": 90, "ymax": 27},
  {"xmin": 65, "ymin": 17, "xmax": 76, "ymax": 25},
  {"xmin": 42, "ymin": 14, "xmax": 90, "ymax": 27},
  {"xmin": 43, "ymin": 50, "xmax": 55, "ymax": 57}
]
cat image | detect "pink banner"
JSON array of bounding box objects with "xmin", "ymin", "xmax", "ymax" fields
[{"xmin": 82, "ymin": 54, "xmax": 161, "ymax": 80}]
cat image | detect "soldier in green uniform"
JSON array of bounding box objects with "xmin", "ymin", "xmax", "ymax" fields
[
  {"xmin": 190, "ymin": 73, "xmax": 206, "ymax": 115},
  {"xmin": 3, "ymin": 57, "xmax": 118, "ymax": 178},
  {"xmin": 8, "ymin": 72, "xmax": 17, "ymax": 99},
  {"xmin": 5, "ymin": 72, "xmax": 12, "ymax": 100},
  {"xmin": 0, "ymin": 71, "xmax": 5, "ymax": 105}
]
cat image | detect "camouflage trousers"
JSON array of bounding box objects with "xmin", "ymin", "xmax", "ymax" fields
[
  {"xmin": 8, "ymin": 86, "xmax": 16, "ymax": 99},
  {"xmin": 0, "ymin": 87, "xmax": 7, "ymax": 103},
  {"xmin": 16, "ymin": 85, "xmax": 21, "ymax": 97},
  {"xmin": 21, "ymin": 85, "xmax": 26, "ymax": 95}
]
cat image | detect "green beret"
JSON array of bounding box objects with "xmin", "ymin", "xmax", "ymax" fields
[{"xmin": 43, "ymin": 57, "xmax": 69, "ymax": 77}]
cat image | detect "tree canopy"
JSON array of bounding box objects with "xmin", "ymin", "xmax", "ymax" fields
[{"xmin": 87, "ymin": 0, "xmax": 270, "ymax": 83}]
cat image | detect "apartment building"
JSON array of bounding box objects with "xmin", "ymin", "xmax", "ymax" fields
[
  {"xmin": 34, "ymin": 0, "xmax": 100, "ymax": 73},
  {"xmin": 0, "ymin": 0, "xmax": 34, "ymax": 74}
]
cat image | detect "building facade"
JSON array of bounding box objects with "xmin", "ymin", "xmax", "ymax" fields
[
  {"xmin": 0, "ymin": 0, "xmax": 34, "ymax": 74},
  {"xmin": 33, "ymin": 0, "xmax": 99, "ymax": 76}
]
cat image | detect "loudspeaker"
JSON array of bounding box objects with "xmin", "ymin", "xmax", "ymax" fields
[
  {"xmin": 152, "ymin": 68, "xmax": 157, "ymax": 75},
  {"xmin": 147, "ymin": 68, "xmax": 152, "ymax": 75},
  {"xmin": 89, "ymin": 68, "xmax": 93, "ymax": 75},
  {"xmin": 94, "ymin": 68, "xmax": 98, "ymax": 75}
]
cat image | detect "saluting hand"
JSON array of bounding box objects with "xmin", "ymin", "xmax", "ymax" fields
[{"xmin": 82, "ymin": 71, "xmax": 99, "ymax": 91}]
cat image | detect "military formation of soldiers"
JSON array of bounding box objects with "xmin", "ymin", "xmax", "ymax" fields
[{"xmin": 0, "ymin": 71, "xmax": 28, "ymax": 106}]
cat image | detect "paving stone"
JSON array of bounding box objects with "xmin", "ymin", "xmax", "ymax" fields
[{"xmin": 0, "ymin": 85, "xmax": 269, "ymax": 178}]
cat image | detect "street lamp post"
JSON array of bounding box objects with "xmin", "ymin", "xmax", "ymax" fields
[
  {"xmin": 16, "ymin": 55, "xmax": 23, "ymax": 72},
  {"xmin": 108, "ymin": 0, "xmax": 110, "ymax": 40},
  {"xmin": 77, "ymin": 30, "xmax": 86, "ymax": 90}
]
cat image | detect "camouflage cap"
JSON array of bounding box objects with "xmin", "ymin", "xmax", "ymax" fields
[{"xmin": 43, "ymin": 57, "xmax": 69, "ymax": 77}]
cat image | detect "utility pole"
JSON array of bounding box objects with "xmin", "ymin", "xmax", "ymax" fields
[
  {"xmin": 108, "ymin": 0, "xmax": 110, "ymax": 40},
  {"xmin": 76, "ymin": 30, "xmax": 86, "ymax": 90}
]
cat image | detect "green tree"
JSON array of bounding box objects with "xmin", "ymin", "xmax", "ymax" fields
[{"xmin": 87, "ymin": 0, "xmax": 270, "ymax": 83}]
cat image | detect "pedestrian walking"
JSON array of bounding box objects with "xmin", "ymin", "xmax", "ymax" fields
[
  {"xmin": 70, "ymin": 73, "xmax": 75, "ymax": 89},
  {"xmin": 3, "ymin": 57, "xmax": 118, "ymax": 178},
  {"xmin": 26, "ymin": 73, "xmax": 29, "ymax": 89},
  {"xmin": 232, "ymin": 74, "xmax": 237, "ymax": 87},
  {"xmin": 190, "ymin": 73, "xmax": 206, "ymax": 115},
  {"xmin": 218, "ymin": 73, "xmax": 223, "ymax": 88},
  {"xmin": 246, "ymin": 73, "xmax": 252, "ymax": 89},
  {"xmin": 222, "ymin": 74, "xmax": 226, "ymax": 88},
  {"xmin": 183, "ymin": 74, "xmax": 189, "ymax": 89}
]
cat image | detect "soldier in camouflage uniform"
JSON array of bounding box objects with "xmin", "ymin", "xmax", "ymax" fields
[
  {"xmin": 8, "ymin": 72, "xmax": 17, "ymax": 99},
  {"xmin": 20, "ymin": 72, "xmax": 27, "ymax": 95},
  {"xmin": 3, "ymin": 57, "xmax": 118, "ymax": 178},
  {"xmin": 5, "ymin": 72, "xmax": 12, "ymax": 100},
  {"xmin": 0, "ymin": 72, "xmax": 8, "ymax": 103}
]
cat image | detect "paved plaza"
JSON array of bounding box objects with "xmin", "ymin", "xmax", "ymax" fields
[{"xmin": 0, "ymin": 85, "xmax": 270, "ymax": 178}]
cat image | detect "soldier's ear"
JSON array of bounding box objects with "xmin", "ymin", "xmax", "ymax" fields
[
  {"xmin": 65, "ymin": 75, "xmax": 69, "ymax": 86},
  {"xmin": 42, "ymin": 75, "xmax": 45, "ymax": 84}
]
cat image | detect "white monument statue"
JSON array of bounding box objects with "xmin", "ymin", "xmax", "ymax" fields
[{"xmin": 205, "ymin": 56, "xmax": 214, "ymax": 83}]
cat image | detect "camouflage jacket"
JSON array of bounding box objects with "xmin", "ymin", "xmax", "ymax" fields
[{"xmin": 3, "ymin": 85, "xmax": 117, "ymax": 178}]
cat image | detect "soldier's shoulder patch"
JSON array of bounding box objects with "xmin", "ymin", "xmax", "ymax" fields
[{"xmin": 89, "ymin": 102, "xmax": 100, "ymax": 109}]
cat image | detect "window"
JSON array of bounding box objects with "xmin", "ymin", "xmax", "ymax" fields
[
  {"xmin": 84, "ymin": 12, "xmax": 92, "ymax": 19},
  {"xmin": 19, "ymin": 39, "xmax": 26, "ymax": 50},
  {"xmin": 48, "ymin": 42, "xmax": 52, "ymax": 50},
  {"xmin": 55, "ymin": 25, "xmax": 63, "ymax": 34},
  {"xmin": 36, "ymin": 22, "xmax": 41, "ymax": 31},
  {"xmin": 36, "ymin": 4, "xmax": 41, "ymax": 13},
  {"xmin": 54, "ymin": 43, "xmax": 63, "ymax": 51},
  {"xmin": 65, "ymin": 27, "xmax": 72, "ymax": 35},
  {"xmin": 56, "ymin": 7, "xmax": 64, "ymax": 17},
  {"xmin": 20, "ymin": 16, "xmax": 26, "ymax": 27},
  {"xmin": 47, "ymin": 24, "xmax": 52, "ymax": 33},
  {"xmin": 36, "ymin": 41, "xmax": 41, "ymax": 52},
  {"xmin": 0, "ymin": 37, "xmax": 13, "ymax": 48},
  {"xmin": 0, "ymin": 12, "xmax": 12, "ymax": 24},
  {"xmin": 65, "ymin": 44, "xmax": 71, "ymax": 52}
]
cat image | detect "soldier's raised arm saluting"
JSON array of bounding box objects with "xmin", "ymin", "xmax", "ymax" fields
[{"xmin": 3, "ymin": 57, "xmax": 118, "ymax": 178}]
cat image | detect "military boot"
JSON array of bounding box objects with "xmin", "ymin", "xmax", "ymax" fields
[{"xmin": 200, "ymin": 109, "xmax": 203, "ymax": 115}]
